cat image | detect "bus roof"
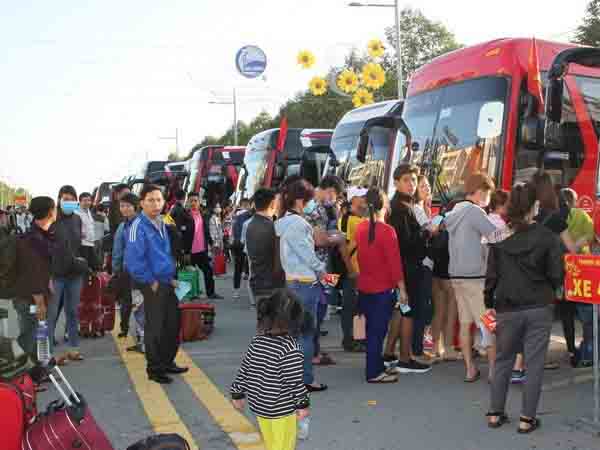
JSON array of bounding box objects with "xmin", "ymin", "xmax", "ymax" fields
[
  {"xmin": 408, "ymin": 38, "xmax": 598, "ymax": 96},
  {"xmin": 337, "ymin": 100, "xmax": 400, "ymax": 125}
]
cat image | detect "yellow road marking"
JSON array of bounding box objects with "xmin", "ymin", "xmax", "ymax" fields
[
  {"xmin": 176, "ymin": 349, "xmax": 265, "ymax": 450},
  {"xmin": 111, "ymin": 321, "xmax": 199, "ymax": 449}
]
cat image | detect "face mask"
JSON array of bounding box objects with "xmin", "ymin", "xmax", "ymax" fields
[
  {"xmin": 303, "ymin": 199, "xmax": 317, "ymax": 215},
  {"xmin": 61, "ymin": 200, "xmax": 79, "ymax": 215}
]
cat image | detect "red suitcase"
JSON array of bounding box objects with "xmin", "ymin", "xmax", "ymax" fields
[
  {"xmin": 0, "ymin": 375, "xmax": 36, "ymax": 450},
  {"xmin": 178, "ymin": 303, "xmax": 215, "ymax": 342},
  {"xmin": 79, "ymin": 273, "xmax": 116, "ymax": 337},
  {"xmin": 22, "ymin": 366, "xmax": 115, "ymax": 450}
]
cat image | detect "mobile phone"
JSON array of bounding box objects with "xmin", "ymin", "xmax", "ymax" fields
[{"xmin": 399, "ymin": 303, "xmax": 412, "ymax": 314}]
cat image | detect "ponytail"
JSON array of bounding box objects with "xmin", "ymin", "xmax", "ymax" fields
[
  {"xmin": 365, "ymin": 188, "xmax": 385, "ymax": 244},
  {"xmin": 507, "ymin": 182, "xmax": 537, "ymax": 232}
]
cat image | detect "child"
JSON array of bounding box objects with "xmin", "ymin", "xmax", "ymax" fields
[{"xmin": 231, "ymin": 289, "xmax": 310, "ymax": 450}]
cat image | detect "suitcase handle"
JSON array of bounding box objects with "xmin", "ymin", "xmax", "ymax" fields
[{"xmin": 48, "ymin": 364, "xmax": 80, "ymax": 406}]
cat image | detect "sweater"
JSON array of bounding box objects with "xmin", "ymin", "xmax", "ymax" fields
[
  {"xmin": 275, "ymin": 212, "xmax": 326, "ymax": 282},
  {"xmin": 356, "ymin": 221, "xmax": 404, "ymax": 294},
  {"xmin": 14, "ymin": 223, "xmax": 53, "ymax": 304},
  {"xmin": 231, "ymin": 334, "xmax": 309, "ymax": 419},
  {"xmin": 51, "ymin": 214, "xmax": 85, "ymax": 278},
  {"xmin": 245, "ymin": 214, "xmax": 285, "ymax": 293}
]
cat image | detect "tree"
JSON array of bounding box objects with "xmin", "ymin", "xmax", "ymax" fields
[
  {"xmin": 383, "ymin": 7, "xmax": 462, "ymax": 97},
  {"xmin": 575, "ymin": 0, "xmax": 600, "ymax": 46}
]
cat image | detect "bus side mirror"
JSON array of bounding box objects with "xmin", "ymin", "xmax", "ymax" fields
[
  {"xmin": 546, "ymin": 78, "xmax": 564, "ymax": 123},
  {"xmin": 520, "ymin": 116, "xmax": 544, "ymax": 150}
]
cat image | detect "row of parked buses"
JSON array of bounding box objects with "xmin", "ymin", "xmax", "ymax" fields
[{"xmin": 92, "ymin": 38, "xmax": 600, "ymax": 226}]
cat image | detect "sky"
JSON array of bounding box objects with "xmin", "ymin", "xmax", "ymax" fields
[{"xmin": 0, "ymin": 0, "xmax": 589, "ymax": 197}]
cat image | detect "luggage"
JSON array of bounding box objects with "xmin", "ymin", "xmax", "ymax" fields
[
  {"xmin": 179, "ymin": 303, "xmax": 215, "ymax": 342},
  {"xmin": 22, "ymin": 365, "xmax": 115, "ymax": 450},
  {"xmin": 126, "ymin": 433, "xmax": 191, "ymax": 450},
  {"xmin": 79, "ymin": 272, "xmax": 116, "ymax": 337},
  {"xmin": 177, "ymin": 268, "xmax": 202, "ymax": 300},
  {"xmin": 213, "ymin": 250, "xmax": 226, "ymax": 276},
  {"xmin": 0, "ymin": 374, "xmax": 36, "ymax": 450}
]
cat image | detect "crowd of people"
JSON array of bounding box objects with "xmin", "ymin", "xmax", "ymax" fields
[{"xmin": 2, "ymin": 166, "xmax": 599, "ymax": 450}]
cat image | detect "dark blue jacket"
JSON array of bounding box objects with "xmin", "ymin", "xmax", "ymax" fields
[
  {"xmin": 112, "ymin": 216, "xmax": 136, "ymax": 273},
  {"xmin": 233, "ymin": 210, "xmax": 254, "ymax": 244},
  {"xmin": 125, "ymin": 213, "xmax": 176, "ymax": 285}
]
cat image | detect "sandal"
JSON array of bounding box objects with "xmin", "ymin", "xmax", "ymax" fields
[
  {"xmin": 67, "ymin": 352, "xmax": 84, "ymax": 361},
  {"xmin": 486, "ymin": 412, "xmax": 510, "ymax": 429},
  {"xmin": 314, "ymin": 354, "xmax": 336, "ymax": 366},
  {"xmin": 517, "ymin": 416, "xmax": 540, "ymax": 434},
  {"xmin": 464, "ymin": 369, "xmax": 481, "ymax": 383},
  {"xmin": 368, "ymin": 373, "xmax": 398, "ymax": 384}
]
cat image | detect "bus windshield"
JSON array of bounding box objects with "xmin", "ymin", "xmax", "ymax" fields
[
  {"xmin": 389, "ymin": 76, "xmax": 508, "ymax": 201},
  {"xmin": 243, "ymin": 147, "xmax": 270, "ymax": 199}
]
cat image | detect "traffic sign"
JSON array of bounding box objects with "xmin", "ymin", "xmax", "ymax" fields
[{"xmin": 235, "ymin": 45, "xmax": 267, "ymax": 79}]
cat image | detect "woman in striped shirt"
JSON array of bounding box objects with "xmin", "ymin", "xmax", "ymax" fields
[{"xmin": 231, "ymin": 289, "xmax": 310, "ymax": 450}]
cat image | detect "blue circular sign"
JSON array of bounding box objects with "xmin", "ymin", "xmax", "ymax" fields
[{"xmin": 235, "ymin": 45, "xmax": 267, "ymax": 79}]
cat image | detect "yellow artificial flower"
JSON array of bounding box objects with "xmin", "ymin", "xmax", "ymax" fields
[
  {"xmin": 337, "ymin": 69, "xmax": 359, "ymax": 93},
  {"xmin": 297, "ymin": 50, "xmax": 316, "ymax": 69},
  {"xmin": 309, "ymin": 76, "xmax": 327, "ymax": 96},
  {"xmin": 368, "ymin": 39, "xmax": 385, "ymax": 58},
  {"xmin": 362, "ymin": 62, "xmax": 386, "ymax": 89},
  {"xmin": 352, "ymin": 88, "xmax": 374, "ymax": 108}
]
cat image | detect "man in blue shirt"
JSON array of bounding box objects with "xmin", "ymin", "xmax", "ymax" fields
[{"xmin": 125, "ymin": 184, "xmax": 188, "ymax": 384}]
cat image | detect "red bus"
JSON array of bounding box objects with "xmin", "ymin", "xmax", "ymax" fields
[
  {"xmin": 357, "ymin": 38, "xmax": 600, "ymax": 218},
  {"xmin": 184, "ymin": 145, "xmax": 246, "ymax": 208}
]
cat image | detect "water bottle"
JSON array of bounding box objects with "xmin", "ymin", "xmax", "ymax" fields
[
  {"xmin": 36, "ymin": 321, "xmax": 51, "ymax": 366},
  {"xmin": 298, "ymin": 416, "xmax": 311, "ymax": 440}
]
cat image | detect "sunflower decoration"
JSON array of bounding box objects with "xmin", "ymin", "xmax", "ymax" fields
[
  {"xmin": 337, "ymin": 69, "xmax": 359, "ymax": 94},
  {"xmin": 367, "ymin": 39, "xmax": 385, "ymax": 58},
  {"xmin": 309, "ymin": 76, "xmax": 328, "ymax": 96},
  {"xmin": 362, "ymin": 62, "xmax": 386, "ymax": 89},
  {"xmin": 297, "ymin": 50, "xmax": 316, "ymax": 69},
  {"xmin": 352, "ymin": 88, "xmax": 374, "ymax": 108}
]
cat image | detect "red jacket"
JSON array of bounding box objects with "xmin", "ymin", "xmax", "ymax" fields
[{"xmin": 356, "ymin": 220, "xmax": 404, "ymax": 294}]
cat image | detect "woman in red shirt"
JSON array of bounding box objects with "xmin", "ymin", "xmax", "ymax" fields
[{"xmin": 356, "ymin": 188, "xmax": 407, "ymax": 383}]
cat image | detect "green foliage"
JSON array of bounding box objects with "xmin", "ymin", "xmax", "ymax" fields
[
  {"xmin": 188, "ymin": 7, "xmax": 461, "ymax": 157},
  {"xmin": 575, "ymin": 0, "xmax": 600, "ymax": 46}
]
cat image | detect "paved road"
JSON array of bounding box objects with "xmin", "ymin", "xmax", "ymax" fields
[{"xmin": 3, "ymin": 276, "xmax": 600, "ymax": 450}]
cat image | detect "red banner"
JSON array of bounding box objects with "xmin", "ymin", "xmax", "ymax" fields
[{"xmin": 564, "ymin": 254, "xmax": 600, "ymax": 305}]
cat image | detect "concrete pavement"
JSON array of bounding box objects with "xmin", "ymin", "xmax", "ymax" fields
[{"xmin": 2, "ymin": 275, "xmax": 600, "ymax": 450}]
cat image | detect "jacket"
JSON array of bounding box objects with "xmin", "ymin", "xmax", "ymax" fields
[
  {"xmin": 275, "ymin": 212, "xmax": 326, "ymax": 282},
  {"xmin": 246, "ymin": 214, "xmax": 285, "ymax": 293},
  {"xmin": 388, "ymin": 193, "xmax": 427, "ymax": 270},
  {"xmin": 51, "ymin": 214, "xmax": 86, "ymax": 278},
  {"xmin": 233, "ymin": 209, "xmax": 253, "ymax": 244},
  {"xmin": 445, "ymin": 200, "xmax": 496, "ymax": 278},
  {"xmin": 112, "ymin": 216, "xmax": 136, "ymax": 273},
  {"xmin": 14, "ymin": 223, "xmax": 53, "ymax": 304},
  {"xmin": 124, "ymin": 213, "xmax": 176, "ymax": 285},
  {"xmin": 171, "ymin": 204, "xmax": 212, "ymax": 254},
  {"xmin": 484, "ymin": 223, "xmax": 564, "ymax": 312}
]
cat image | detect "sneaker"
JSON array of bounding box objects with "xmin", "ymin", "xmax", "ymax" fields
[
  {"xmin": 232, "ymin": 290, "xmax": 240, "ymax": 300},
  {"xmin": 383, "ymin": 354, "xmax": 399, "ymax": 370},
  {"xmin": 394, "ymin": 359, "xmax": 432, "ymax": 374},
  {"xmin": 511, "ymin": 370, "xmax": 526, "ymax": 384}
]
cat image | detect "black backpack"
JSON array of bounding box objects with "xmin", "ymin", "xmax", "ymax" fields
[
  {"xmin": 0, "ymin": 226, "xmax": 17, "ymax": 299},
  {"xmin": 127, "ymin": 433, "xmax": 191, "ymax": 450}
]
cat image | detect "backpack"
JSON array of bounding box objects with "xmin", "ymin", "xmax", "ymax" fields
[{"xmin": 0, "ymin": 227, "xmax": 17, "ymax": 299}]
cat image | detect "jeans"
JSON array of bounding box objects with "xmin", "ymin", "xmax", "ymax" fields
[
  {"xmin": 191, "ymin": 252, "xmax": 215, "ymax": 297},
  {"xmin": 14, "ymin": 300, "xmax": 37, "ymax": 362},
  {"xmin": 48, "ymin": 276, "xmax": 83, "ymax": 352},
  {"xmin": 288, "ymin": 280, "xmax": 320, "ymax": 385},
  {"xmin": 341, "ymin": 277, "xmax": 358, "ymax": 350},
  {"xmin": 409, "ymin": 265, "xmax": 432, "ymax": 356},
  {"xmin": 233, "ymin": 245, "xmax": 247, "ymax": 290},
  {"xmin": 558, "ymin": 300, "xmax": 577, "ymax": 354},
  {"xmin": 576, "ymin": 303, "xmax": 599, "ymax": 361},
  {"xmin": 359, "ymin": 290, "xmax": 395, "ymax": 380},
  {"xmin": 116, "ymin": 272, "xmax": 133, "ymax": 333},
  {"xmin": 314, "ymin": 288, "xmax": 328, "ymax": 356},
  {"xmin": 490, "ymin": 306, "xmax": 553, "ymax": 419}
]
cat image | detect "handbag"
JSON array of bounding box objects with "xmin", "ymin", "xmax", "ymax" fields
[{"xmin": 353, "ymin": 315, "xmax": 366, "ymax": 340}]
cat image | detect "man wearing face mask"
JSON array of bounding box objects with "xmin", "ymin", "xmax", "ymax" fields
[
  {"xmin": 13, "ymin": 196, "xmax": 57, "ymax": 365},
  {"xmin": 48, "ymin": 185, "xmax": 88, "ymax": 363}
]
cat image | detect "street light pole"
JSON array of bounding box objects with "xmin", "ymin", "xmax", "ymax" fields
[
  {"xmin": 233, "ymin": 88, "xmax": 238, "ymax": 146},
  {"xmin": 348, "ymin": 1, "xmax": 403, "ymax": 100}
]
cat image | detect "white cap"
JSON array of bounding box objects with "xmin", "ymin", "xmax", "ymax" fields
[{"xmin": 347, "ymin": 187, "xmax": 368, "ymax": 201}]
